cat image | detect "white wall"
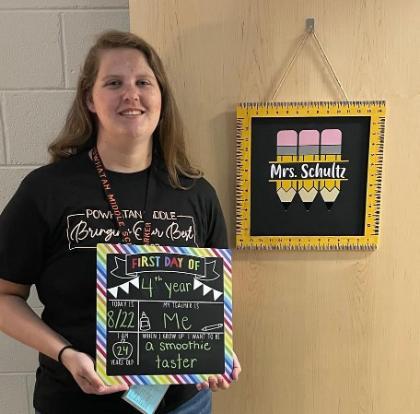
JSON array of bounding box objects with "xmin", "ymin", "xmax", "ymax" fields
[{"xmin": 0, "ymin": 2, "xmax": 129, "ymax": 413}]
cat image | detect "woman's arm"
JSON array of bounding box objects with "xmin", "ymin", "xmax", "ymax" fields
[
  {"xmin": 0, "ymin": 278, "xmax": 70, "ymax": 359},
  {"xmin": 0, "ymin": 278, "xmax": 128, "ymax": 395}
]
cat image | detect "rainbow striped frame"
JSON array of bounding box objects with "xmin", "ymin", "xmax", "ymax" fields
[{"xmin": 96, "ymin": 243, "xmax": 233, "ymax": 385}]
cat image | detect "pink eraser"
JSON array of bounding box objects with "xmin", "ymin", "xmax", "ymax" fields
[
  {"xmin": 321, "ymin": 129, "xmax": 342, "ymax": 145},
  {"xmin": 299, "ymin": 130, "xmax": 320, "ymax": 146},
  {"xmin": 277, "ymin": 130, "xmax": 298, "ymax": 146}
]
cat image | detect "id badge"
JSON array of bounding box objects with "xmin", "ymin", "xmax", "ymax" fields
[{"xmin": 122, "ymin": 385, "xmax": 169, "ymax": 414}]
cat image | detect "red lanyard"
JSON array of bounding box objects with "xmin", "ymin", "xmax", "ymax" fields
[{"xmin": 91, "ymin": 146, "xmax": 152, "ymax": 245}]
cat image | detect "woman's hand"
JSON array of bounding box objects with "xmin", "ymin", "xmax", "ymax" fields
[
  {"xmin": 61, "ymin": 348, "xmax": 129, "ymax": 395},
  {"xmin": 196, "ymin": 351, "xmax": 241, "ymax": 392}
]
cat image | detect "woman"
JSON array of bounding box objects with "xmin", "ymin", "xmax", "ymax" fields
[{"xmin": 0, "ymin": 30, "xmax": 240, "ymax": 413}]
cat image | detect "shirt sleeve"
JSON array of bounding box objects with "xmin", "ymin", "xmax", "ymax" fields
[
  {"xmin": 0, "ymin": 174, "xmax": 48, "ymax": 285},
  {"xmin": 204, "ymin": 184, "xmax": 228, "ymax": 249}
]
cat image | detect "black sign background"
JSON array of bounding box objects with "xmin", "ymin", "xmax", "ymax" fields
[
  {"xmin": 105, "ymin": 253, "xmax": 225, "ymax": 376},
  {"xmin": 251, "ymin": 116, "xmax": 371, "ymax": 236}
]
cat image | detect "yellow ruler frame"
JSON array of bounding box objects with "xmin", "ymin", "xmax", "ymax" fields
[{"xmin": 236, "ymin": 101, "xmax": 385, "ymax": 250}]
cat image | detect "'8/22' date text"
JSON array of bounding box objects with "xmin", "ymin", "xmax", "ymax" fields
[{"xmin": 107, "ymin": 309, "xmax": 136, "ymax": 329}]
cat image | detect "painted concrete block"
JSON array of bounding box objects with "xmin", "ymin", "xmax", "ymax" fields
[
  {"xmin": 0, "ymin": 332, "xmax": 38, "ymax": 372},
  {"xmin": 4, "ymin": 91, "xmax": 74, "ymax": 164},
  {"xmin": 0, "ymin": 168, "xmax": 33, "ymax": 211},
  {"xmin": 0, "ymin": 96, "xmax": 5, "ymax": 164},
  {"xmin": 0, "ymin": 374, "xmax": 30, "ymax": 414},
  {"xmin": 28, "ymin": 287, "xmax": 43, "ymax": 309},
  {"xmin": 0, "ymin": 0, "xmax": 128, "ymax": 8},
  {"xmin": 63, "ymin": 10, "xmax": 129, "ymax": 87},
  {"xmin": 0, "ymin": 12, "xmax": 63, "ymax": 89},
  {"xmin": 26, "ymin": 374, "xmax": 36, "ymax": 414}
]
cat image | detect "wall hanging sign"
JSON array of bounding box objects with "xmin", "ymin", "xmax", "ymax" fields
[
  {"xmin": 236, "ymin": 100, "xmax": 386, "ymax": 250},
  {"xmin": 96, "ymin": 243, "xmax": 233, "ymax": 385}
]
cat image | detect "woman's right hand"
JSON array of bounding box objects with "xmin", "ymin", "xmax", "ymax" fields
[
  {"xmin": 60, "ymin": 347, "xmax": 129, "ymax": 395},
  {"xmin": 0, "ymin": 280, "xmax": 128, "ymax": 395}
]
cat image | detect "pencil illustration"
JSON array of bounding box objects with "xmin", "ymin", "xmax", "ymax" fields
[
  {"xmin": 298, "ymin": 129, "xmax": 320, "ymax": 210},
  {"xmin": 320, "ymin": 129, "xmax": 342, "ymax": 209},
  {"xmin": 276, "ymin": 130, "xmax": 298, "ymax": 209}
]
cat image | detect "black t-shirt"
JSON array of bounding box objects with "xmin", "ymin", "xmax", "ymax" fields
[{"xmin": 0, "ymin": 151, "xmax": 228, "ymax": 414}]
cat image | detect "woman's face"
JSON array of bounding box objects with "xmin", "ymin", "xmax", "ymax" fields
[{"xmin": 87, "ymin": 48, "xmax": 162, "ymax": 145}]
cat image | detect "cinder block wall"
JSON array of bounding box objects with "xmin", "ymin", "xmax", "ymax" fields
[{"xmin": 0, "ymin": 2, "xmax": 129, "ymax": 413}]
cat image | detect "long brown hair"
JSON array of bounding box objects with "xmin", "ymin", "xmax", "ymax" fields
[{"xmin": 48, "ymin": 30, "xmax": 202, "ymax": 188}]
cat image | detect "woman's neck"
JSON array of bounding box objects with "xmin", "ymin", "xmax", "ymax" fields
[{"xmin": 95, "ymin": 138, "xmax": 153, "ymax": 173}]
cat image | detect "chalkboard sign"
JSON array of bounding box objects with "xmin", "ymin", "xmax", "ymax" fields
[
  {"xmin": 236, "ymin": 101, "xmax": 386, "ymax": 250},
  {"xmin": 96, "ymin": 243, "xmax": 234, "ymax": 385}
]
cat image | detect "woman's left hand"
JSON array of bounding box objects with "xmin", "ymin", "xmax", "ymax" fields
[{"xmin": 196, "ymin": 351, "xmax": 241, "ymax": 392}]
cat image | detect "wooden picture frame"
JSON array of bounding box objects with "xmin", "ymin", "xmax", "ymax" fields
[{"xmin": 236, "ymin": 101, "xmax": 385, "ymax": 250}]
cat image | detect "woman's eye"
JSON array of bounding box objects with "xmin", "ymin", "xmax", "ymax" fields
[
  {"xmin": 106, "ymin": 80, "xmax": 121, "ymax": 87},
  {"xmin": 137, "ymin": 80, "xmax": 151, "ymax": 86}
]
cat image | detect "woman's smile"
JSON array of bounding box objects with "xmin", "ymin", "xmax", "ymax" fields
[{"xmin": 118, "ymin": 108, "xmax": 145, "ymax": 116}]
